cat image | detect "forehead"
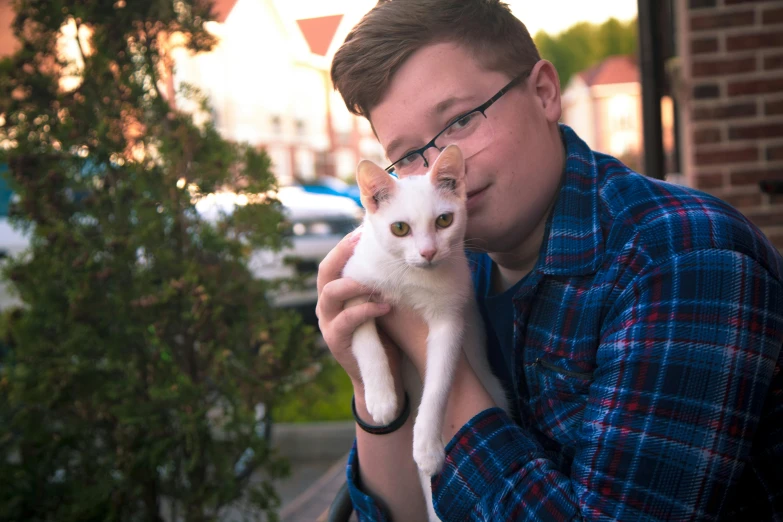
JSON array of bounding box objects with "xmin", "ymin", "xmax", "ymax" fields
[{"xmin": 369, "ymin": 42, "xmax": 510, "ymax": 156}]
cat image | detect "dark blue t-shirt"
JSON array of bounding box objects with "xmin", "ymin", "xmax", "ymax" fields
[{"xmin": 474, "ymin": 257, "xmax": 527, "ymax": 404}]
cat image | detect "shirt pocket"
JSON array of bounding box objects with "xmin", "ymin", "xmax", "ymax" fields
[
  {"xmin": 529, "ymin": 356, "xmax": 594, "ymax": 445},
  {"xmin": 534, "ymin": 356, "xmax": 594, "ymax": 399}
]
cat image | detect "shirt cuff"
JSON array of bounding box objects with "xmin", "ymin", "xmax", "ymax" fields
[
  {"xmin": 346, "ymin": 440, "xmax": 391, "ymax": 521},
  {"xmin": 432, "ymin": 407, "xmax": 548, "ymax": 520}
]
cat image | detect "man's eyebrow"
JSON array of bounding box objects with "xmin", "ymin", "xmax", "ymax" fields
[
  {"xmin": 385, "ymin": 136, "xmax": 410, "ymax": 160},
  {"xmin": 429, "ymin": 95, "xmax": 473, "ymax": 119},
  {"xmin": 385, "ymin": 95, "xmax": 475, "ymax": 160}
]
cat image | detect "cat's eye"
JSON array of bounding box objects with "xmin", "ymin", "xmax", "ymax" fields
[
  {"xmin": 435, "ymin": 212, "xmax": 454, "ymax": 228},
  {"xmin": 390, "ymin": 222, "xmax": 410, "ymax": 237},
  {"xmin": 435, "ymin": 213, "xmax": 453, "ymax": 228}
]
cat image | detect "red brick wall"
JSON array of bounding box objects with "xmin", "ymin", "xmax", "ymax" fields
[{"xmin": 684, "ymin": 0, "xmax": 783, "ymax": 249}]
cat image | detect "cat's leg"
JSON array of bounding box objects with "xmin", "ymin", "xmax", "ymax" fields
[
  {"xmin": 401, "ymin": 360, "xmax": 440, "ymax": 520},
  {"xmin": 401, "ymin": 359, "xmax": 442, "ymax": 520},
  {"xmin": 346, "ymin": 296, "xmax": 398, "ymax": 424},
  {"xmin": 413, "ymin": 318, "xmax": 462, "ymax": 476},
  {"xmin": 418, "ymin": 467, "xmax": 440, "ymax": 522}
]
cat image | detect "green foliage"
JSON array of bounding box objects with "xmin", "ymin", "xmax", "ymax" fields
[
  {"xmin": 0, "ymin": 1, "xmax": 317, "ymax": 521},
  {"xmin": 534, "ymin": 17, "xmax": 638, "ymax": 89},
  {"xmin": 273, "ymin": 357, "xmax": 354, "ymax": 424}
]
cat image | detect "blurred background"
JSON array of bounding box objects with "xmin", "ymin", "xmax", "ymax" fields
[{"xmin": 0, "ymin": 0, "xmax": 781, "ymax": 520}]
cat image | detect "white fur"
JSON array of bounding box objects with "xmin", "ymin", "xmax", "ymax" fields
[{"xmin": 343, "ymin": 149, "xmax": 509, "ymax": 521}]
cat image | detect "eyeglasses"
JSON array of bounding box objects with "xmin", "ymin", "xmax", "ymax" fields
[{"xmin": 385, "ymin": 70, "xmax": 530, "ymax": 176}]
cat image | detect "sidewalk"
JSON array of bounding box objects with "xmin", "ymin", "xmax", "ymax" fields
[
  {"xmin": 280, "ymin": 453, "xmax": 355, "ymax": 522},
  {"xmin": 274, "ymin": 421, "xmax": 356, "ymax": 522},
  {"xmin": 212, "ymin": 421, "xmax": 355, "ymax": 522}
]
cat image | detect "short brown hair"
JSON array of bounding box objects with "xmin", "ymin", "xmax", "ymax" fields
[{"xmin": 331, "ymin": 0, "xmax": 540, "ymax": 119}]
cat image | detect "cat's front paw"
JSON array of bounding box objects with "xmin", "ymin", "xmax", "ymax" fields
[
  {"xmin": 413, "ymin": 432, "xmax": 445, "ymax": 476},
  {"xmin": 364, "ymin": 388, "xmax": 398, "ymax": 425}
]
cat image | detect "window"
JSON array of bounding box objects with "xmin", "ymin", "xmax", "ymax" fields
[
  {"xmin": 270, "ymin": 115, "xmax": 282, "ymax": 136},
  {"xmin": 608, "ymin": 94, "xmax": 635, "ymax": 132},
  {"xmin": 295, "ymin": 148, "xmax": 315, "ymax": 180}
]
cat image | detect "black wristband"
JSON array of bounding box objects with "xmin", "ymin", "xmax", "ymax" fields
[{"xmin": 352, "ymin": 392, "xmax": 410, "ymax": 435}]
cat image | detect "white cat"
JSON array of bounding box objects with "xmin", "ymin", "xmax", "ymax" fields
[{"xmin": 343, "ymin": 145, "xmax": 509, "ymax": 520}]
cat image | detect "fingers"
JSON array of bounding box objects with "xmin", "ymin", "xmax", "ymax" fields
[
  {"xmin": 329, "ymin": 301, "xmax": 391, "ymax": 344},
  {"xmin": 317, "ymin": 277, "xmax": 375, "ymax": 321},
  {"xmin": 316, "ymin": 229, "xmax": 362, "ymax": 296},
  {"xmin": 319, "ymin": 298, "xmax": 394, "ymax": 387}
]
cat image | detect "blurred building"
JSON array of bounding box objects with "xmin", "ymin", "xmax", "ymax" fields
[
  {"xmin": 1, "ymin": 0, "xmax": 385, "ymax": 183},
  {"xmin": 171, "ymin": 0, "xmax": 385, "ymax": 185},
  {"xmin": 562, "ymin": 56, "xmax": 644, "ymax": 161},
  {"xmin": 562, "ymin": 54, "xmax": 678, "ymax": 175},
  {"xmin": 0, "ymin": 1, "xmax": 18, "ymax": 58}
]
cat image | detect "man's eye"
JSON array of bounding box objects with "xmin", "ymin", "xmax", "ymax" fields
[
  {"xmin": 397, "ymin": 153, "xmax": 419, "ymax": 167},
  {"xmin": 452, "ymin": 113, "xmax": 476, "ymax": 129},
  {"xmin": 394, "ymin": 152, "xmax": 425, "ymax": 173},
  {"xmin": 443, "ymin": 112, "xmax": 480, "ymax": 137}
]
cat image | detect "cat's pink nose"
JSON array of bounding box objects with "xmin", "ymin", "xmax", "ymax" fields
[{"xmin": 420, "ymin": 249, "xmax": 437, "ymax": 262}]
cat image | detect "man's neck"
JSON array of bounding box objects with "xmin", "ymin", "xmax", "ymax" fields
[
  {"xmin": 488, "ymin": 131, "xmax": 565, "ymax": 294},
  {"xmin": 488, "ymin": 215, "xmax": 545, "ymax": 294},
  {"xmin": 490, "ymin": 261, "xmax": 533, "ymax": 294}
]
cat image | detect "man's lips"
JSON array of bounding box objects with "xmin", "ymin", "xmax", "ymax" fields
[
  {"xmin": 466, "ymin": 185, "xmax": 489, "ymax": 210},
  {"xmin": 467, "ymin": 186, "xmax": 487, "ymax": 198}
]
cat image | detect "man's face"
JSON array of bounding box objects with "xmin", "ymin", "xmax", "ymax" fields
[{"xmin": 369, "ymin": 43, "xmax": 564, "ymax": 256}]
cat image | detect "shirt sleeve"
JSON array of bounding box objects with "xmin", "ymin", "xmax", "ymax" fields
[
  {"xmin": 431, "ymin": 249, "xmax": 783, "ymax": 521},
  {"xmin": 345, "ymin": 440, "xmax": 391, "ymax": 521}
]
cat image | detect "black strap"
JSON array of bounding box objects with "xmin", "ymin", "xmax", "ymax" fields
[
  {"xmin": 328, "ymin": 480, "xmax": 353, "ymax": 522},
  {"xmin": 351, "ymin": 392, "xmax": 410, "ymax": 435}
]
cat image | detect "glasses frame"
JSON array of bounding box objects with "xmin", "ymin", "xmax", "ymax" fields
[{"xmin": 385, "ymin": 70, "xmax": 531, "ymax": 174}]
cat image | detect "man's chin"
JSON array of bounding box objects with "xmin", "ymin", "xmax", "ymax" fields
[{"xmin": 463, "ymin": 225, "xmax": 491, "ymax": 253}]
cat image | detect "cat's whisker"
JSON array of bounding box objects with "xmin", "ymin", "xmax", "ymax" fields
[
  {"xmin": 458, "ymin": 239, "xmax": 489, "ymax": 252},
  {"xmin": 365, "ymin": 259, "xmax": 410, "ymax": 300}
]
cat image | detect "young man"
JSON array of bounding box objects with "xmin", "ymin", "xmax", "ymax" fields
[{"xmin": 315, "ymin": 1, "xmax": 783, "ymax": 520}]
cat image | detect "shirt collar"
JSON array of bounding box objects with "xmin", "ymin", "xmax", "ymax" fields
[{"xmin": 536, "ymin": 124, "xmax": 606, "ymax": 276}]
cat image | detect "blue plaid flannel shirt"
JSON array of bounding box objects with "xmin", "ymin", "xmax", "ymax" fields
[{"xmin": 346, "ymin": 125, "xmax": 783, "ymax": 521}]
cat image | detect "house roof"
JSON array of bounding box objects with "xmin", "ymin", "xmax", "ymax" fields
[
  {"xmin": 579, "ymin": 55, "xmax": 639, "ymax": 86},
  {"xmin": 210, "ymin": 0, "xmax": 239, "ymax": 23},
  {"xmin": 296, "ymin": 14, "xmax": 344, "ymax": 57}
]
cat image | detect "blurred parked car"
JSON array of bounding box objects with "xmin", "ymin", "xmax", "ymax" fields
[
  {"xmin": 195, "ymin": 185, "xmax": 362, "ymax": 322},
  {"xmin": 0, "ymin": 166, "xmax": 363, "ymax": 322},
  {"xmin": 0, "ymin": 168, "xmax": 29, "ymax": 311},
  {"xmin": 260, "ymin": 186, "xmax": 362, "ymax": 309},
  {"xmin": 300, "ymin": 176, "xmax": 363, "ymax": 207}
]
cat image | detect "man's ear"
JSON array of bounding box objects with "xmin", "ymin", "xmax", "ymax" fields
[
  {"xmin": 429, "ymin": 145, "xmax": 466, "ymax": 199},
  {"xmin": 356, "ymin": 160, "xmax": 396, "ymax": 213},
  {"xmin": 528, "ymin": 60, "xmax": 562, "ymax": 123}
]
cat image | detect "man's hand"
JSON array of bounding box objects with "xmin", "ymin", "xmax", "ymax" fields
[
  {"xmin": 315, "ymin": 230, "xmax": 395, "ymax": 390},
  {"xmin": 377, "ymin": 306, "xmax": 430, "ymax": 378}
]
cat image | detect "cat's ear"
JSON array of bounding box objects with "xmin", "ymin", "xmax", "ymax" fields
[
  {"xmin": 356, "ymin": 160, "xmax": 396, "ymax": 213},
  {"xmin": 430, "ymin": 145, "xmax": 466, "ymax": 199}
]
